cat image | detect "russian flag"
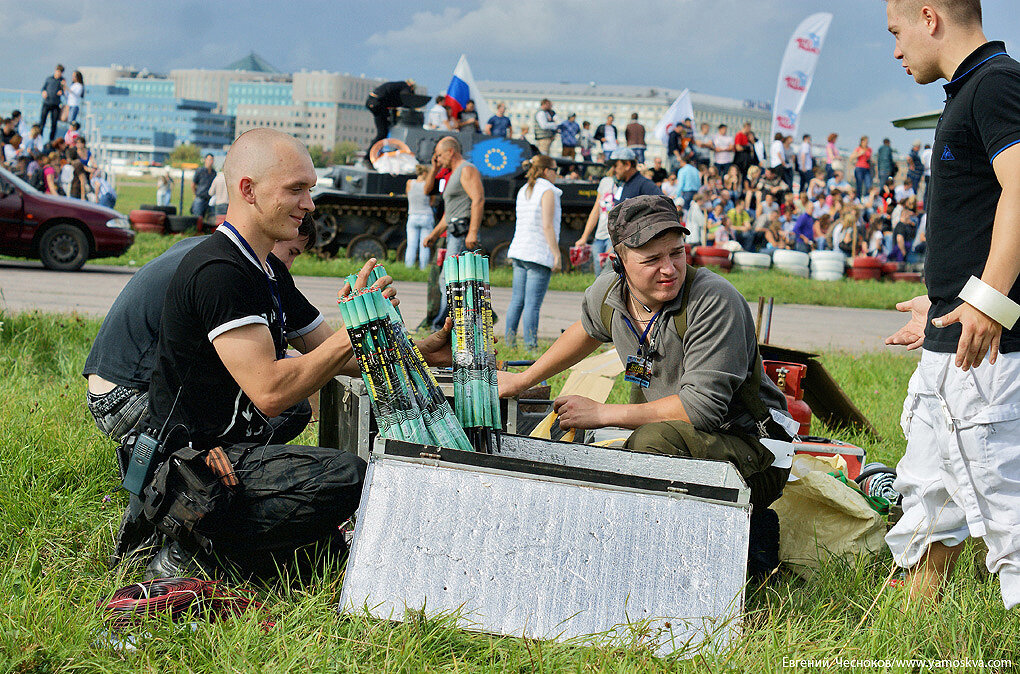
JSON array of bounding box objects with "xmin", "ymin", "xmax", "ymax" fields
[{"xmin": 443, "ymin": 55, "xmax": 492, "ymax": 121}]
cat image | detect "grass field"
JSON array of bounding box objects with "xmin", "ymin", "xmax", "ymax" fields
[
  {"xmin": 2, "ymin": 310, "xmax": 1017, "ymax": 672},
  {"xmin": 103, "ymin": 231, "xmax": 925, "ymax": 311}
]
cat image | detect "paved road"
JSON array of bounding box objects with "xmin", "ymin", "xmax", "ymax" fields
[{"xmin": 0, "ymin": 260, "xmax": 913, "ymax": 353}]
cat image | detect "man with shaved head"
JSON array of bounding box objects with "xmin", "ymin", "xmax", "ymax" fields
[
  {"xmin": 884, "ymin": 0, "xmax": 1020, "ymax": 609},
  {"xmin": 115, "ymin": 129, "xmax": 453, "ymax": 579},
  {"xmin": 423, "ymin": 135, "xmax": 484, "ymax": 329}
]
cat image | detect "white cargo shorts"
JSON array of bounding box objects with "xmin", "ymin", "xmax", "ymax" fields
[{"xmin": 886, "ymin": 349, "xmax": 1020, "ymax": 609}]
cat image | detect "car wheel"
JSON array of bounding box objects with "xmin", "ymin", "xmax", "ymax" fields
[{"xmin": 39, "ymin": 224, "xmax": 89, "ymax": 271}]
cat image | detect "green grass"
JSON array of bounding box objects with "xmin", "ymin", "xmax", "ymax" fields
[
  {"xmin": 2, "ymin": 310, "xmax": 1018, "ymax": 672},
  {"xmin": 101, "ymin": 232, "xmax": 924, "ymax": 311},
  {"xmin": 114, "ymin": 175, "xmax": 196, "ymax": 216}
]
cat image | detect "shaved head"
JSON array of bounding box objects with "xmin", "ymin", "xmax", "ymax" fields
[
  {"xmin": 886, "ymin": 0, "xmax": 982, "ymax": 27},
  {"xmin": 223, "ymin": 128, "xmax": 310, "ymax": 199},
  {"xmin": 435, "ymin": 136, "xmax": 461, "ymax": 155}
]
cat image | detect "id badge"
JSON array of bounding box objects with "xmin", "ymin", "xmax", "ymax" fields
[{"xmin": 624, "ymin": 355, "xmax": 652, "ymax": 388}]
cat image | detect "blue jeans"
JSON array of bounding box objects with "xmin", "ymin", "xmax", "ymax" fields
[
  {"xmin": 191, "ymin": 196, "xmax": 210, "ymax": 217},
  {"xmin": 814, "ymin": 236, "xmax": 829, "ymax": 251},
  {"xmin": 504, "ymin": 259, "xmax": 552, "ymax": 348},
  {"xmin": 69, "ymin": 105, "xmax": 80, "ymax": 123},
  {"xmin": 433, "ymin": 233, "xmax": 466, "ymax": 330},
  {"xmin": 99, "ymin": 193, "xmax": 116, "ymax": 209},
  {"xmin": 854, "ymin": 167, "xmax": 872, "ymax": 200},
  {"xmin": 404, "ymin": 213, "xmax": 433, "ymax": 270},
  {"xmin": 592, "ymin": 237, "xmax": 613, "ymax": 273}
]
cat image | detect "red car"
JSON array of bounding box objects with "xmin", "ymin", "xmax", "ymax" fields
[{"xmin": 0, "ymin": 166, "xmax": 135, "ymax": 271}]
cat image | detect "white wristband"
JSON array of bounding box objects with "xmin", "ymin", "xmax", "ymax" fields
[{"xmin": 958, "ymin": 276, "xmax": 1020, "ymax": 329}]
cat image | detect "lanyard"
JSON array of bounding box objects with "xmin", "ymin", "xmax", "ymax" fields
[
  {"xmin": 621, "ymin": 308, "xmax": 663, "ymax": 356},
  {"xmin": 219, "ymin": 222, "xmax": 286, "ymax": 342}
]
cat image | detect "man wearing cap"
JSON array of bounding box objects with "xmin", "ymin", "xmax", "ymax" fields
[
  {"xmin": 501, "ymin": 194, "xmax": 796, "ymax": 579},
  {"xmin": 364, "ymin": 78, "xmax": 416, "ymax": 164},
  {"xmin": 574, "ymin": 147, "xmax": 661, "ymax": 273}
]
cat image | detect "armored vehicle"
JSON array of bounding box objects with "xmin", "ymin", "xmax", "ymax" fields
[{"xmin": 310, "ymin": 94, "xmax": 601, "ymax": 269}]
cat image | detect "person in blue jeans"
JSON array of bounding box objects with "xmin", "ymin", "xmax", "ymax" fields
[
  {"xmin": 505, "ymin": 155, "xmax": 562, "ymax": 347},
  {"xmin": 404, "ymin": 165, "xmax": 435, "ymax": 269}
]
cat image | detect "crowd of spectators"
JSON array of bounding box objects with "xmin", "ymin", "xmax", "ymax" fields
[
  {"xmin": 424, "ymin": 95, "xmax": 928, "ymax": 266},
  {"xmin": 1, "ymin": 64, "xmax": 115, "ymax": 207}
]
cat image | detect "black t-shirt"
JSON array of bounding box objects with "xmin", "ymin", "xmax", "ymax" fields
[
  {"xmin": 41, "ymin": 75, "xmax": 63, "ymax": 105},
  {"xmin": 924, "ymin": 41, "xmax": 1020, "ymax": 353},
  {"xmin": 192, "ymin": 167, "xmax": 216, "ymax": 199},
  {"xmin": 370, "ymin": 81, "xmax": 411, "ymax": 109},
  {"xmin": 145, "ymin": 229, "xmax": 322, "ymax": 448},
  {"xmin": 83, "ymin": 236, "xmax": 207, "ymax": 389},
  {"xmin": 619, "ymin": 172, "xmax": 662, "ymax": 200}
]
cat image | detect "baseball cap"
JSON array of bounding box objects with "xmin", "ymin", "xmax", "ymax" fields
[
  {"xmin": 608, "ymin": 147, "xmax": 637, "ymax": 162},
  {"xmin": 607, "ymin": 194, "xmax": 691, "ymax": 248}
]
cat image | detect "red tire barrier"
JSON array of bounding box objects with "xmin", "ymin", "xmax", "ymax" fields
[
  {"xmin": 845, "ymin": 267, "xmax": 882, "ymax": 281},
  {"xmin": 849, "ymin": 256, "xmax": 882, "ymax": 269},
  {"xmin": 129, "ymin": 209, "xmax": 166, "ymax": 226},
  {"xmin": 693, "ymin": 246, "xmax": 730, "ymax": 258},
  {"xmin": 892, "ymin": 271, "xmax": 923, "ymax": 283},
  {"xmin": 693, "ymin": 254, "xmax": 732, "ymax": 271},
  {"xmin": 881, "ymin": 261, "xmax": 900, "ymax": 275},
  {"xmin": 133, "ymin": 221, "xmax": 166, "ymax": 234}
]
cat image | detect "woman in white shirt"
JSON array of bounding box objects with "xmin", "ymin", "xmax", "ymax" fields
[
  {"xmin": 404, "ymin": 165, "xmax": 435, "ymax": 269},
  {"xmin": 505, "ymin": 155, "xmax": 561, "ymax": 348},
  {"xmin": 67, "ymin": 71, "xmax": 85, "ymax": 123}
]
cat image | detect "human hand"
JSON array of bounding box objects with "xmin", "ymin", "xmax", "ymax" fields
[
  {"xmin": 465, "ymin": 233, "xmax": 479, "ymax": 251},
  {"xmin": 423, "ymin": 232, "xmax": 437, "ymax": 248},
  {"xmin": 573, "ymin": 237, "xmax": 586, "ymax": 248},
  {"xmin": 885, "ymin": 295, "xmax": 930, "ymax": 350},
  {"xmin": 553, "ymin": 395, "xmax": 605, "ymax": 430},
  {"xmin": 497, "ymin": 370, "xmax": 532, "ymax": 399},
  {"xmin": 415, "ymin": 318, "xmax": 453, "ymax": 367},
  {"xmin": 551, "ymin": 250, "xmax": 562, "ymax": 273},
  {"xmin": 337, "ymin": 257, "xmax": 399, "ymax": 308},
  {"xmin": 932, "ymin": 301, "xmax": 1003, "ymax": 371}
]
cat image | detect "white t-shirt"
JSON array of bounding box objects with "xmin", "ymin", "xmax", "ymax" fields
[
  {"xmin": 67, "ymin": 82, "xmax": 84, "ymax": 107},
  {"xmin": 508, "ymin": 178, "xmax": 562, "ymax": 269},
  {"xmin": 713, "ymin": 134, "xmax": 735, "ymax": 165},
  {"xmin": 770, "ymin": 139, "xmax": 786, "ymax": 169},
  {"xmin": 425, "ymin": 104, "xmax": 449, "ymax": 130},
  {"xmin": 602, "ymin": 125, "xmax": 618, "ymax": 152},
  {"xmin": 921, "ymin": 148, "xmax": 932, "ymax": 176},
  {"xmin": 594, "ymin": 176, "xmax": 616, "ymax": 240},
  {"xmin": 895, "ymin": 185, "xmax": 916, "ymax": 202},
  {"xmin": 60, "ymin": 163, "xmax": 75, "ymax": 194},
  {"xmin": 798, "ymin": 141, "xmax": 813, "ymax": 171}
]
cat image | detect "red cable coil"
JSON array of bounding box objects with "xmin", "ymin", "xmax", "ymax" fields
[{"xmin": 101, "ymin": 577, "xmax": 268, "ymax": 632}]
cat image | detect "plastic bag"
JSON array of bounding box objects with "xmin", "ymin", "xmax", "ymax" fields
[
  {"xmin": 373, "ymin": 151, "xmax": 417, "ymax": 175},
  {"xmin": 773, "ymin": 458, "xmax": 886, "ymax": 578}
]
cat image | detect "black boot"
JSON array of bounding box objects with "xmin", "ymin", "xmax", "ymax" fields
[
  {"xmin": 747, "ymin": 506, "xmax": 781, "ymax": 582},
  {"xmin": 145, "ymin": 541, "xmax": 216, "ymax": 581},
  {"xmin": 109, "ymin": 494, "xmax": 161, "ymax": 569}
]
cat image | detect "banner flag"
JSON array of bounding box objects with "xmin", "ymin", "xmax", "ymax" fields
[
  {"xmin": 444, "ymin": 55, "xmax": 493, "ymax": 123},
  {"xmin": 653, "ymin": 89, "xmax": 695, "ymax": 145},
  {"xmin": 770, "ymin": 13, "xmax": 833, "ymax": 142}
]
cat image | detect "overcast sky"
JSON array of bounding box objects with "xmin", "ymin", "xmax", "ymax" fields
[{"xmin": 3, "ymin": 0, "xmax": 1016, "ymax": 150}]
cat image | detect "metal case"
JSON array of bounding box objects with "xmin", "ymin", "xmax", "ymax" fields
[{"xmin": 340, "ymin": 437, "xmax": 750, "ymax": 655}]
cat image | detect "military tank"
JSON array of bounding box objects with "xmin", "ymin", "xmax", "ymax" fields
[{"xmin": 310, "ymin": 94, "xmax": 601, "ymax": 270}]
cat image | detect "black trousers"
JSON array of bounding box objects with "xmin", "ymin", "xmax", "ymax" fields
[
  {"xmin": 367, "ymin": 104, "xmax": 390, "ymax": 157},
  {"xmin": 39, "ymin": 104, "xmax": 60, "ymax": 141}
]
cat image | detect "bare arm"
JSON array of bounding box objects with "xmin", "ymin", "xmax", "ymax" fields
[
  {"xmin": 214, "ymin": 323, "xmax": 355, "ymax": 418},
  {"xmin": 462, "ymin": 164, "xmax": 485, "ymax": 250},
  {"xmin": 576, "ymin": 196, "xmax": 601, "ymax": 247},
  {"xmin": 497, "ymin": 321, "xmax": 600, "ymax": 397},
  {"xmin": 554, "ymin": 393, "xmax": 691, "ymax": 431},
  {"xmin": 541, "ymin": 190, "xmax": 561, "ymax": 272}
]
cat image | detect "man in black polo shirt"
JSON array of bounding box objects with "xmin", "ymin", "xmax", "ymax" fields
[
  {"xmin": 884, "ymin": 0, "xmax": 1020, "ymax": 608},
  {"xmin": 125, "ymin": 128, "xmax": 451, "ymax": 579},
  {"xmin": 364, "ymin": 78, "xmax": 415, "ymax": 163}
]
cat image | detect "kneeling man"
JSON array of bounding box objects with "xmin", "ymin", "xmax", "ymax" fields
[{"xmin": 499, "ymin": 194, "xmax": 795, "ymax": 577}]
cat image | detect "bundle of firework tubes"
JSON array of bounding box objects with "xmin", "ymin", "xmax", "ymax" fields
[
  {"xmin": 443, "ymin": 251, "xmax": 501, "ymax": 453},
  {"xmin": 338, "ymin": 265, "xmax": 474, "ymax": 452}
]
